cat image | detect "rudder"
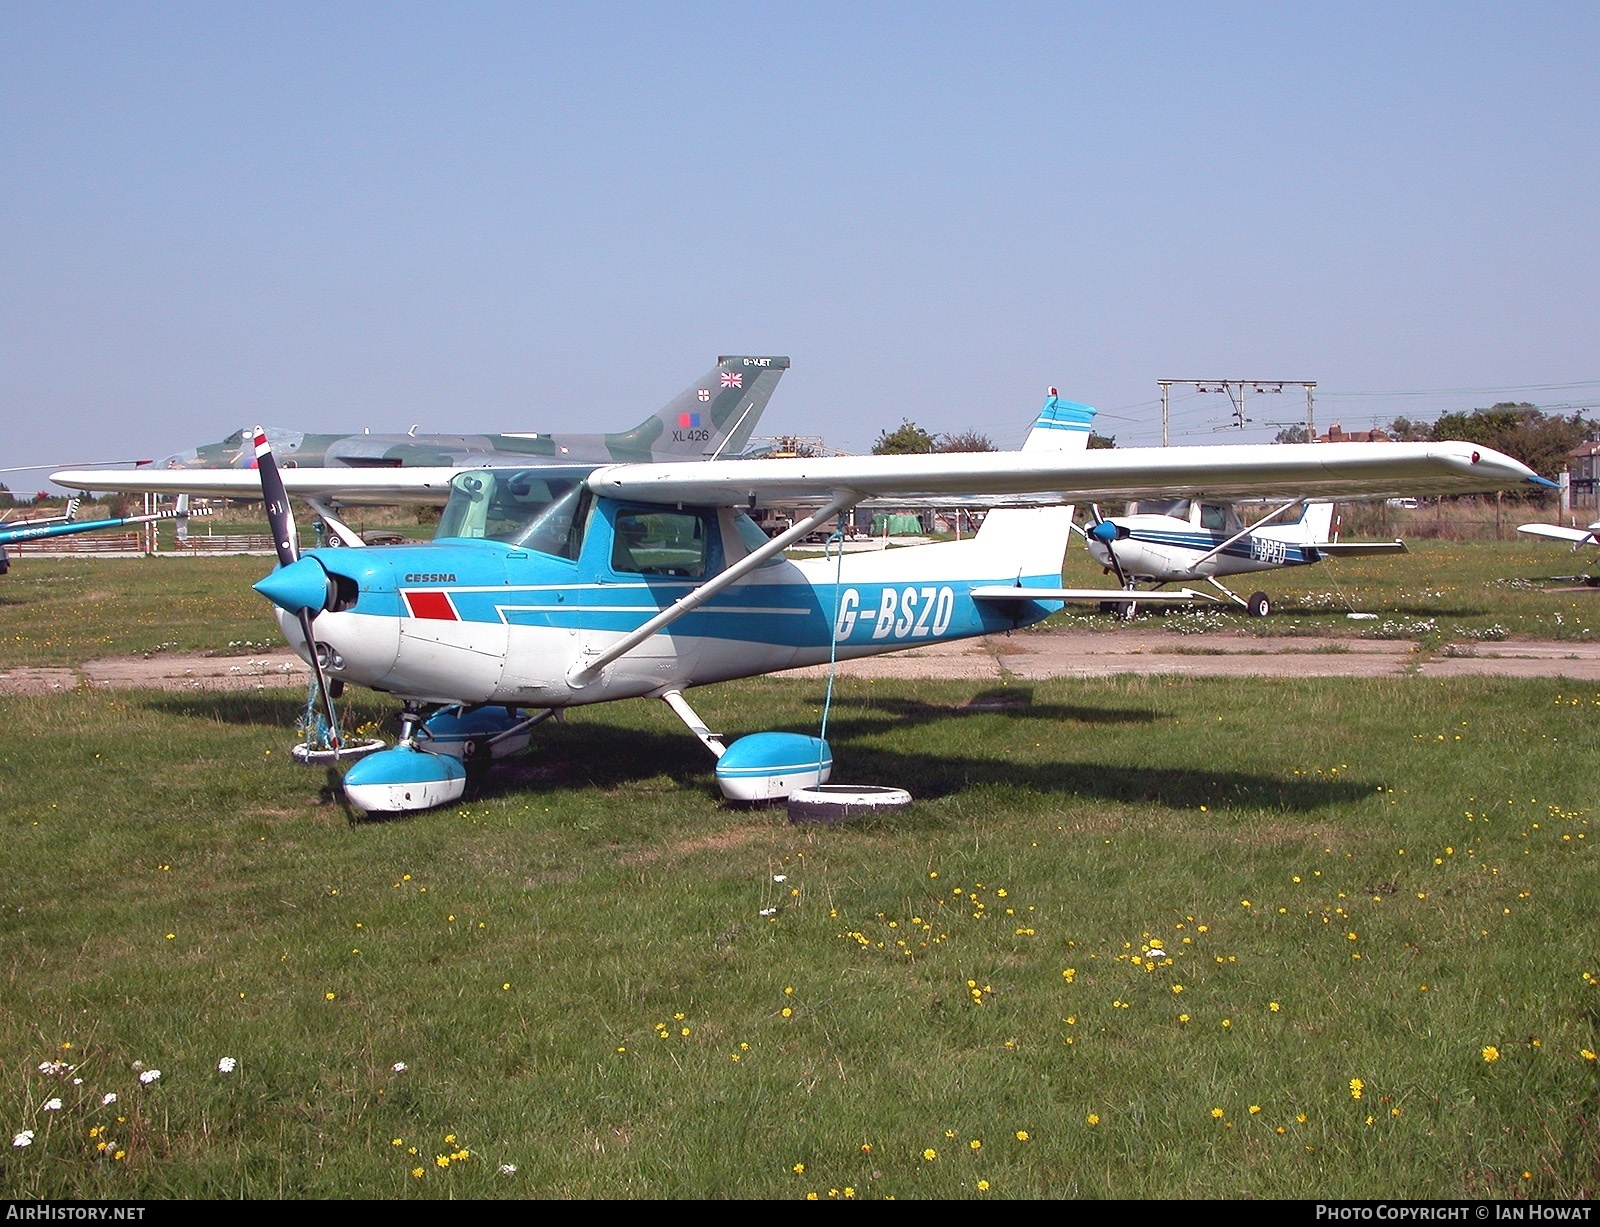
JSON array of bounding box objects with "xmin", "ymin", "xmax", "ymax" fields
[
  {"xmin": 606, "ymin": 356, "xmax": 790, "ymax": 461},
  {"xmin": 975, "ymin": 389, "xmax": 1095, "ymax": 579}
]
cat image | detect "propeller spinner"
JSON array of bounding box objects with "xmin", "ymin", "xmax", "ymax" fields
[{"xmin": 1087, "ymin": 504, "xmax": 1131, "ymax": 590}]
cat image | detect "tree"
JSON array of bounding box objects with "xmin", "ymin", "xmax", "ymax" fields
[
  {"xmin": 935, "ymin": 430, "xmax": 996, "ymax": 453},
  {"xmin": 1087, "ymin": 433, "xmax": 1116, "ymax": 449},
  {"xmin": 872, "ymin": 419, "xmax": 936, "ymax": 455},
  {"xmin": 1387, "ymin": 416, "xmax": 1432, "ymax": 442},
  {"xmin": 1428, "ymin": 403, "xmax": 1596, "ymax": 493},
  {"xmin": 1274, "ymin": 424, "xmax": 1310, "ymax": 444}
]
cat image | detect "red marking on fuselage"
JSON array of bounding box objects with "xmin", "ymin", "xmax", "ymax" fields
[{"xmin": 403, "ymin": 590, "xmax": 459, "ymax": 621}]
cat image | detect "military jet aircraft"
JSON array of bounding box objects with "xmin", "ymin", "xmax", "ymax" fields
[{"xmin": 156, "ymin": 355, "xmax": 788, "ymax": 471}]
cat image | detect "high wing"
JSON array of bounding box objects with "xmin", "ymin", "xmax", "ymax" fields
[
  {"xmin": 584, "ymin": 441, "xmax": 1551, "ymax": 508},
  {"xmin": 1518, "ymin": 522, "xmax": 1600, "ymax": 547},
  {"xmin": 49, "ymin": 465, "xmax": 463, "ymax": 505}
]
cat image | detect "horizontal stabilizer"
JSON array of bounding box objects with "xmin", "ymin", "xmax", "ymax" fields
[
  {"xmin": 969, "ymin": 586, "xmax": 1214, "ymax": 604},
  {"xmin": 1312, "ymin": 540, "xmax": 1408, "ymax": 557}
]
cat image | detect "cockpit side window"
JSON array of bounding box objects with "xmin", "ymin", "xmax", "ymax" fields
[
  {"xmin": 611, "ymin": 509, "xmax": 709, "ymax": 578},
  {"xmin": 1200, "ymin": 503, "xmax": 1228, "ymax": 531},
  {"xmin": 729, "ymin": 510, "xmax": 787, "ymax": 566}
]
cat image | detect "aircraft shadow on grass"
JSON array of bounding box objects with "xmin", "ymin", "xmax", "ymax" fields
[
  {"xmin": 140, "ymin": 689, "xmax": 1373, "ymax": 816},
  {"xmin": 145, "ymin": 692, "xmax": 352, "ymax": 730},
  {"xmin": 820, "ymin": 686, "xmax": 1161, "ymax": 730},
  {"xmin": 1351, "ymin": 602, "xmax": 1484, "ymax": 618}
]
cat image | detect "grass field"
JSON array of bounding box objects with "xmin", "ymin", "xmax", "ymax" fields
[
  {"xmin": 2, "ymin": 543, "xmax": 1599, "ymax": 1198},
  {"xmin": 1, "ymin": 670, "xmax": 1597, "ymax": 1199}
]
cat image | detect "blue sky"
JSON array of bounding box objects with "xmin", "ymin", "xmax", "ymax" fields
[{"xmin": 2, "ymin": 2, "xmax": 1597, "ymax": 485}]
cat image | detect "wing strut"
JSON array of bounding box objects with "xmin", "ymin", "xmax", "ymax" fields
[
  {"xmin": 566, "ymin": 492, "xmax": 858, "ymax": 688},
  {"xmin": 303, "ymin": 497, "xmax": 369, "ymax": 548},
  {"xmin": 661, "ymin": 690, "xmax": 726, "ymax": 758}
]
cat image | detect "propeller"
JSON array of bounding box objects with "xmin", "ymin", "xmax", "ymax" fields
[
  {"xmin": 251, "ymin": 426, "xmax": 341, "ymax": 751},
  {"xmin": 1086, "ymin": 504, "xmax": 1131, "ymax": 590}
]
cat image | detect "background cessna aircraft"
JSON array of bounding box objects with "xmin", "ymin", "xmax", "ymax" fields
[
  {"xmin": 1074, "ymin": 497, "xmax": 1410, "ymax": 617},
  {"xmin": 1517, "ymin": 518, "xmax": 1600, "ymax": 551},
  {"xmin": 156, "ymin": 355, "xmax": 788, "ymax": 471},
  {"xmin": 0, "ymin": 499, "xmax": 208, "ymax": 575}
]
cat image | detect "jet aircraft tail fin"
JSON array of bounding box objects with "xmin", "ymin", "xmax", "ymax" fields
[
  {"xmin": 974, "ymin": 390, "xmax": 1095, "ymax": 579},
  {"xmin": 603, "ymin": 356, "xmax": 791, "ymax": 462}
]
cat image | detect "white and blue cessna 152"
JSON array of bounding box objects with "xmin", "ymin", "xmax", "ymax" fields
[
  {"xmin": 1076, "ymin": 496, "xmax": 1409, "ymax": 619},
  {"xmin": 57, "ymin": 394, "xmax": 1550, "ymax": 813}
]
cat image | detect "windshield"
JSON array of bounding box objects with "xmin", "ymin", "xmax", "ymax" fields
[{"xmin": 436, "ymin": 468, "xmax": 595, "ymax": 559}]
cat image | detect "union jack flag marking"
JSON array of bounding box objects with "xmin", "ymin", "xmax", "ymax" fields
[{"xmin": 720, "ymin": 372, "xmax": 742, "ymax": 388}]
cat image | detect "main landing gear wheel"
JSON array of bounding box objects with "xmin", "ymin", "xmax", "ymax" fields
[{"xmin": 1246, "ymin": 591, "xmax": 1272, "ymax": 618}]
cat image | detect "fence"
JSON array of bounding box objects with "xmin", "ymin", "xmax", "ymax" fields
[
  {"xmin": 1336, "ymin": 495, "xmax": 1561, "ymax": 542},
  {"xmin": 9, "ymin": 532, "xmax": 277, "ymax": 556},
  {"xmin": 8, "ymin": 532, "xmax": 141, "ymax": 554}
]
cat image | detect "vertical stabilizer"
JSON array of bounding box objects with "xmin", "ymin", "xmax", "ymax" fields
[
  {"xmin": 603, "ymin": 356, "xmax": 791, "ymax": 461},
  {"xmin": 1299, "ymin": 500, "xmax": 1336, "ymax": 544},
  {"xmin": 975, "ymin": 389, "xmax": 1095, "ymax": 580}
]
